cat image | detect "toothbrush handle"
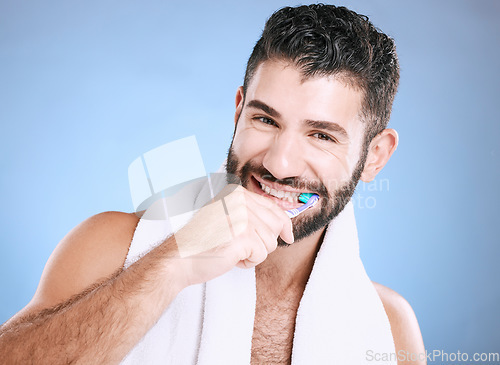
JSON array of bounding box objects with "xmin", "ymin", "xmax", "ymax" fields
[{"xmin": 286, "ymin": 194, "xmax": 319, "ymax": 218}]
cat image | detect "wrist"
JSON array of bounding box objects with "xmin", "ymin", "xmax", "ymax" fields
[{"xmin": 158, "ymin": 235, "xmax": 192, "ymax": 292}]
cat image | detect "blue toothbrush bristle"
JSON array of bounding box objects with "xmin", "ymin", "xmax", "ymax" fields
[
  {"xmin": 286, "ymin": 193, "xmax": 319, "ymax": 218},
  {"xmin": 298, "ymin": 193, "xmax": 314, "ymax": 204}
]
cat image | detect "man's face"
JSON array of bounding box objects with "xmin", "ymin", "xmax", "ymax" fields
[{"xmin": 226, "ymin": 60, "xmax": 368, "ymax": 245}]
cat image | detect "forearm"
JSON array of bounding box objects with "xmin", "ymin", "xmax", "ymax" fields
[{"xmin": 0, "ymin": 236, "xmax": 185, "ymax": 364}]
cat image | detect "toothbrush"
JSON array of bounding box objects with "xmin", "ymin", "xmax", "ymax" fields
[{"xmin": 286, "ymin": 193, "xmax": 319, "ymax": 218}]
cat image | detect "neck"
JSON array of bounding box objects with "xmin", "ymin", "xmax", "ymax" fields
[{"xmin": 256, "ymin": 227, "xmax": 326, "ymax": 293}]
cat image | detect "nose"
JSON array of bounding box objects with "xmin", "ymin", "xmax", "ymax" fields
[{"xmin": 262, "ymin": 132, "xmax": 306, "ymax": 180}]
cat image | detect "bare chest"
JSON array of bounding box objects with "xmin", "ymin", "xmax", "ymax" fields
[{"xmin": 250, "ymin": 292, "xmax": 302, "ymax": 365}]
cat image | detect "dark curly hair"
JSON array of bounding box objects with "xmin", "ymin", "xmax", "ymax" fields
[{"xmin": 243, "ymin": 4, "xmax": 400, "ymax": 147}]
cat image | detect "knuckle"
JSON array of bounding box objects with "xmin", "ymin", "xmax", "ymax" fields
[
  {"xmin": 232, "ymin": 220, "xmax": 249, "ymax": 237},
  {"xmin": 253, "ymin": 246, "xmax": 268, "ymax": 263}
]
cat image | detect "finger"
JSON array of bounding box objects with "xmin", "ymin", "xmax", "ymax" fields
[
  {"xmin": 221, "ymin": 187, "xmax": 294, "ymax": 245},
  {"xmin": 244, "ymin": 192, "xmax": 294, "ymax": 244},
  {"xmin": 251, "ymin": 222, "xmax": 279, "ymax": 254},
  {"xmin": 222, "ymin": 188, "xmax": 287, "ymax": 243},
  {"xmin": 245, "ymin": 206, "xmax": 287, "ymax": 251},
  {"xmin": 236, "ymin": 232, "xmax": 269, "ymax": 268}
]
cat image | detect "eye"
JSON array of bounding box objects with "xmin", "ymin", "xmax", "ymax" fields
[
  {"xmin": 255, "ymin": 117, "xmax": 277, "ymax": 126},
  {"xmin": 312, "ymin": 132, "xmax": 337, "ymax": 143}
]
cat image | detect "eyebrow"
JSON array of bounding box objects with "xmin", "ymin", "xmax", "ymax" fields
[
  {"xmin": 246, "ymin": 99, "xmax": 349, "ymax": 140},
  {"xmin": 305, "ymin": 120, "xmax": 349, "ymax": 140},
  {"xmin": 246, "ymin": 99, "xmax": 282, "ymax": 119}
]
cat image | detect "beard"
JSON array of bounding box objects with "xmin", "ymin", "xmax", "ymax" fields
[{"xmin": 225, "ymin": 144, "xmax": 367, "ymax": 247}]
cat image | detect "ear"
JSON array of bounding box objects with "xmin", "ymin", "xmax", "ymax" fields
[
  {"xmin": 360, "ymin": 128, "xmax": 399, "ymax": 183},
  {"xmin": 234, "ymin": 86, "xmax": 244, "ymax": 125}
]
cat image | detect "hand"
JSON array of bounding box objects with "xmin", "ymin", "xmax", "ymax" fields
[{"xmin": 174, "ymin": 184, "xmax": 294, "ymax": 286}]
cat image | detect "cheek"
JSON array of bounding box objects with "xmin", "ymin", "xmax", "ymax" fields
[
  {"xmin": 232, "ymin": 125, "xmax": 274, "ymax": 161},
  {"xmin": 309, "ymin": 133, "xmax": 365, "ymax": 186},
  {"xmin": 308, "ymin": 147, "xmax": 352, "ymax": 185},
  {"xmin": 318, "ymin": 169, "xmax": 348, "ymax": 195},
  {"xmin": 344, "ymin": 124, "xmax": 366, "ymax": 169}
]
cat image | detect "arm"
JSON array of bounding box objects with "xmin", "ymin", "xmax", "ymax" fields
[
  {"xmin": 0, "ymin": 212, "xmax": 186, "ymax": 364},
  {"xmin": 0, "ymin": 186, "xmax": 293, "ymax": 364},
  {"xmin": 374, "ymin": 282, "xmax": 427, "ymax": 365}
]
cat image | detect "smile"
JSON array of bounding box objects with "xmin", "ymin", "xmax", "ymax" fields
[{"xmin": 257, "ymin": 180, "xmax": 302, "ymax": 203}]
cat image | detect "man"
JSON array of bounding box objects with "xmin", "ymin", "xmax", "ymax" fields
[{"xmin": 0, "ymin": 4, "xmax": 425, "ymax": 364}]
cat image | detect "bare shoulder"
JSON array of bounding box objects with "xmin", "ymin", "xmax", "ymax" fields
[
  {"xmin": 373, "ymin": 282, "xmax": 426, "ymax": 364},
  {"xmin": 9, "ymin": 211, "xmax": 140, "ymax": 323}
]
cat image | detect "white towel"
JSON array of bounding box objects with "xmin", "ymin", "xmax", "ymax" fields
[{"xmin": 121, "ymin": 178, "xmax": 396, "ymax": 364}]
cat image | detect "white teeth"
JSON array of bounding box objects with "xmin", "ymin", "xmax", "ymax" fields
[
  {"xmin": 259, "ymin": 181, "xmax": 301, "ymax": 202},
  {"xmin": 260, "ymin": 183, "xmax": 271, "ymax": 195}
]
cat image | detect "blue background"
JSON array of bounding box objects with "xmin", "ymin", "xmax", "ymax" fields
[{"xmin": 1, "ymin": 0, "xmax": 499, "ymax": 359}]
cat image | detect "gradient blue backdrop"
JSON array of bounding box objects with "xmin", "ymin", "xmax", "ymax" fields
[{"xmin": 1, "ymin": 0, "xmax": 499, "ymax": 360}]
